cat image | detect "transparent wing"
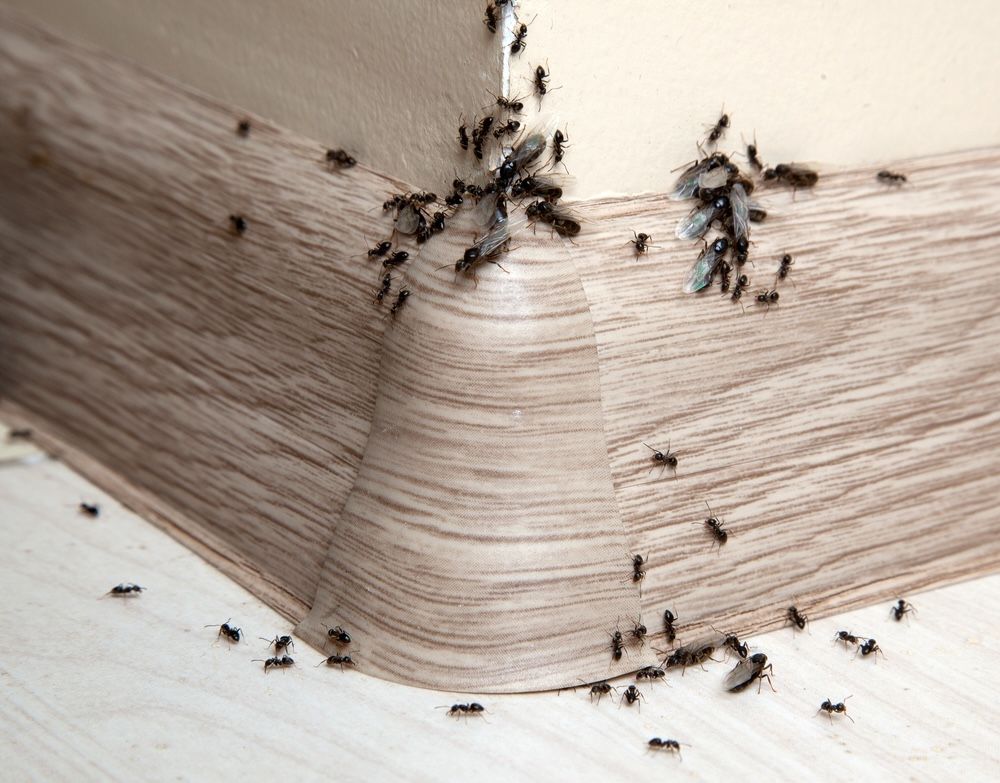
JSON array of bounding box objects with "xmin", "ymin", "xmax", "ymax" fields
[
  {"xmin": 698, "ymin": 166, "xmax": 728, "ymax": 190},
  {"xmin": 394, "ymin": 203, "xmax": 420, "ymax": 235},
  {"xmin": 474, "ymin": 215, "xmax": 529, "ymax": 258},
  {"xmin": 669, "ymin": 160, "xmax": 706, "ymax": 201},
  {"xmin": 730, "ymin": 183, "xmax": 750, "ymax": 243},
  {"xmin": 683, "ymin": 244, "xmax": 724, "ymax": 294},
  {"xmin": 675, "ymin": 203, "xmax": 715, "ymax": 240},
  {"xmin": 723, "ymin": 657, "xmax": 756, "ymax": 691}
]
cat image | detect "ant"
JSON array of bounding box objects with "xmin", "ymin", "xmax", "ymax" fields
[
  {"xmin": 632, "ymin": 554, "xmax": 647, "ymax": 583},
  {"xmin": 722, "ymin": 632, "xmax": 749, "ymax": 659},
  {"xmin": 619, "ymin": 684, "xmax": 644, "ymax": 709},
  {"xmin": 492, "ymin": 119, "xmax": 521, "ymax": 139},
  {"xmin": 325, "ymin": 149, "xmax": 357, "ymax": 168},
  {"xmin": 553, "ymin": 128, "xmax": 570, "ymax": 164},
  {"xmin": 382, "ymin": 250, "xmax": 410, "ymax": 269},
  {"xmin": 445, "ymin": 192, "xmax": 464, "ymax": 207},
  {"xmin": 236, "ymin": 119, "xmax": 251, "ymax": 137},
  {"xmin": 610, "ymin": 629, "xmax": 626, "ymax": 661},
  {"xmin": 777, "ymin": 253, "xmax": 794, "ymax": 281},
  {"xmin": 458, "ymin": 118, "xmax": 470, "ymax": 150},
  {"xmin": 762, "ymin": 163, "xmax": 818, "ymax": 188},
  {"xmin": 630, "ymin": 619, "xmax": 648, "ymax": 645},
  {"xmin": 431, "ymin": 211, "xmax": 447, "ymax": 233},
  {"xmin": 706, "ymin": 111, "xmax": 729, "ymax": 144},
  {"xmin": 730, "ymin": 274, "xmax": 749, "ymax": 309},
  {"xmin": 316, "ymin": 654, "xmax": 356, "ymax": 670},
  {"xmin": 367, "ymin": 240, "xmax": 392, "ymax": 258},
  {"xmin": 818, "ymin": 696, "xmax": 854, "ymax": 723},
  {"xmin": 635, "ymin": 665, "xmax": 666, "ymax": 682},
  {"xmin": 648, "ymin": 738, "xmax": 682, "ymax": 758},
  {"xmin": 254, "ymin": 655, "xmax": 295, "ymax": 672},
  {"xmin": 106, "ymin": 583, "xmax": 144, "ymax": 597},
  {"xmin": 373, "ymin": 272, "xmax": 392, "ymax": 306},
  {"xmin": 476, "ymin": 115, "xmax": 495, "ymax": 140},
  {"xmin": 891, "ymin": 599, "xmax": 916, "ymax": 621},
  {"xmin": 260, "ymin": 634, "xmax": 294, "ymax": 653},
  {"xmin": 79, "ymin": 502, "xmax": 101, "ymax": 518},
  {"xmin": 510, "ymin": 23, "xmax": 529, "ymax": 55},
  {"xmin": 629, "ymin": 231, "xmax": 653, "ymax": 255},
  {"xmin": 725, "ymin": 652, "xmax": 774, "ymax": 693},
  {"xmin": 663, "ymin": 609, "xmax": 678, "ymax": 644},
  {"xmin": 859, "ymin": 638, "xmax": 884, "ymax": 659},
  {"xmin": 643, "ymin": 441, "xmax": 678, "ymax": 475},
  {"xmin": 473, "ymin": 135, "xmax": 485, "ymax": 161},
  {"xmin": 702, "ymin": 502, "xmax": 729, "ymax": 549},
  {"xmin": 8, "ymin": 428, "xmax": 33, "ymax": 439},
  {"xmin": 390, "ymin": 289, "xmax": 411, "ymax": 319},
  {"xmin": 755, "ymin": 288, "xmax": 779, "ymax": 313},
  {"xmin": 441, "ymin": 703, "xmax": 486, "ymax": 718},
  {"xmin": 733, "ymin": 236, "xmax": 750, "ymax": 267},
  {"xmin": 877, "ymin": 170, "xmax": 907, "ymax": 185},
  {"xmin": 324, "ymin": 624, "xmax": 352, "ymax": 645},
  {"xmin": 205, "ymin": 619, "xmax": 242, "ymax": 643},
  {"xmin": 834, "ymin": 630, "xmax": 862, "ymax": 647},
  {"xmin": 787, "ymin": 606, "xmax": 808, "ymax": 631},
  {"xmin": 718, "ymin": 261, "xmax": 732, "ymax": 292},
  {"xmin": 747, "ymin": 138, "xmax": 763, "ymax": 171},
  {"xmin": 584, "ymin": 681, "xmax": 617, "ymax": 704},
  {"xmin": 229, "ymin": 215, "xmax": 247, "ymax": 235},
  {"xmin": 494, "ymin": 94, "xmax": 525, "ymax": 114},
  {"xmin": 533, "ymin": 64, "xmax": 550, "ymax": 98},
  {"xmin": 483, "ymin": 3, "xmax": 498, "ymax": 33}
]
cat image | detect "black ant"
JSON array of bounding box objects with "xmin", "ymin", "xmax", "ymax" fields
[
  {"xmin": 610, "ymin": 629, "xmax": 626, "ymax": 661},
  {"xmin": 818, "ymin": 696, "xmax": 854, "ymax": 723},
  {"xmin": 630, "ymin": 619, "xmax": 648, "ymax": 645},
  {"xmin": 584, "ymin": 680, "xmax": 617, "ymax": 704},
  {"xmin": 834, "ymin": 630, "xmax": 862, "ymax": 647},
  {"xmin": 492, "ymin": 119, "xmax": 521, "ymax": 139},
  {"xmin": 755, "ymin": 288, "xmax": 779, "ymax": 313},
  {"xmin": 724, "ymin": 652, "xmax": 774, "ymax": 693},
  {"xmin": 730, "ymin": 274, "xmax": 749, "ymax": 309},
  {"xmin": 734, "ymin": 236, "xmax": 750, "ymax": 267},
  {"xmin": 510, "ymin": 23, "xmax": 528, "ymax": 55},
  {"xmin": 891, "ymin": 599, "xmax": 916, "ymax": 621},
  {"xmin": 718, "ymin": 261, "xmax": 732, "ymax": 292},
  {"xmin": 533, "ymin": 64, "xmax": 550, "ymax": 98},
  {"xmin": 702, "ymin": 502, "xmax": 729, "ymax": 549},
  {"xmin": 619, "ymin": 684, "xmax": 644, "ymax": 709},
  {"xmin": 648, "ymin": 738, "xmax": 682, "ymax": 757},
  {"xmin": 721, "ymin": 632, "xmax": 749, "ymax": 659},
  {"xmin": 316, "ymin": 654, "xmax": 356, "ymax": 670},
  {"xmin": 629, "ymin": 231, "xmax": 653, "ymax": 255},
  {"xmin": 8, "ymin": 428, "xmax": 32, "ymax": 440},
  {"xmin": 260, "ymin": 634, "xmax": 294, "ymax": 653},
  {"xmin": 632, "ymin": 554, "xmax": 647, "ymax": 583},
  {"xmin": 483, "ymin": 3, "xmax": 498, "ymax": 33},
  {"xmin": 473, "ymin": 135, "xmax": 485, "ymax": 161},
  {"xmin": 553, "ymin": 128, "xmax": 569, "ymax": 164},
  {"xmin": 390, "ymin": 289, "xmax": 411, "ymax": 319},
  {"xmin": 205, "ymin": 619, "xmax": 242, "ymax": 643},
  {"xmin": 324, "ymin": 624, "xmax": 352, "ymax": 645},
  {"xmin": 494, "ymin": 94, "xmax": 525, "ymax": 114},
  {"xmin": 458, "ymin": 118, "xmax": 470, "ymax": 150},
  {"xmin": 663, "ymin": 609, "xmax": 678, "ymax": 644},
  {"xmin": 373, "ymin": 272, "xmax": 392, "ymax": 306},
  {"xmin": 706, "ymin": 111, "xmax": 729, "ymax": 144},
  {"xmin": 762, "ymin": 163, "xmax": 818, "ymax": 188},
  {"xmin": 236, "ymin": 119, "xmax": 251, "ymax": 137},
  {"xmin": 877, "ymin": 170, "xmax": 907, "ymax": 185},
  {"xmin": 431, "ymin": 211, "xmax": 447, "ymax": 233},
  {"xmin": 106, "ymin": 583, "xmax": 144, "ymax": 596},
  {"xmin": 859, "ymin": 638, "xmax": 884, "ymax": 659},
  {"xmin": 382, "ymin": 250, "xmax": 410, "ymax": 269},
  {"xmin": 254, "ymin": 655, "xmax": 295, "ymax": 673},
  {"xmin": 787, "ymin": 606, "xmax": 808, "ymax": 631},
  {"xmin": 367, "ymin": 240, "xmax": 392, "ymax": 258},
  {"xmin": 747, "ymin": 138, "xmax": 763, "ymax": 171},
  {"xmin": 476, "ymin": 115, "xmax": 495, "ymax": 140},
  {"xmin": 325, "ymin": 148, "xmax": 357, "ymax": 168},
  {"xmin": 643, "ymin": 441, "xmax": 677, "ymax": 475},
  {"xmin": 229, "ymin": 215, "xmax": 247, "ymax": 235},
  {"xmin": 445, "ymin": 192, "xmax": 464, "ymax": 207},
  {"xmin": 441, "ymin": 703, "xmax": 486, "ymax": 718},
  {"xmin": 79, "ymin": 502, "xmax": 101, "ymax": 518},
  {"xmin": 777, "ymin": 253, "xmax": 794, "ymax": 281},
  {"xmin": 635, "ymin": 665, "xmax": 666, "ymax": 682}
]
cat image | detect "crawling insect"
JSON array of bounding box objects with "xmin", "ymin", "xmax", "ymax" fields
[
  {"xmin": 483, "ymin": 3, "xmax": 498, "ymax": 33},
  {"xmin": 205, "ymin": 619, "xmax": 242, "ymax": 643},
  {"xmin": 106, "ymin": 583, "xmax": 144, "ymax": 597},
  {"xmin": 859, "ymin": 638, "xmax": 884, "ymax": 659},
  {"xmin": 316, "ymin": 654, "xmax": 355, "ymax": 670},
  {"xmin": 787, "ymin": 606, "xmax": 808, "ymax": 630},
  {"xmin": 533, "ymin": 64, "xmax": 551, "ymax": 98},
  {"xmin": 229, "ymin": 215, "xmax": 247, "ymax": 235},
  {"xmin": 661, "ymin": 635, "xmax": 721, "ymax": 672},
  {"xmin": 324, "ymin": 625, "xmax": 352, "ymax": 645},
  {"xmin": 706, "ymin": 111, "xmax": 729, "ymax": 144},
  {"xmin": 818, "ymin": 696, "xmax": 854, "ymax": 723},
  {"xmin": 890, "ymin": 599, "xmax": 916, "ymax": 622},
  {"xmin": 877, "ymin": 170, "xmax": 907, "ymax": 185},
  {"xmin": 610, "ymin": 629, "xmax": 626, "ymax": 661},
  {"xmin": 632, "ymin": 554, "xmax": 647, "ymax": 583},
  {"xmin": 724, "ymin": 652, "xmax": 774, "ymax": 693},
  {"xmin": 755, "ymin": 288, "xmax": 780, "ymax": 313},
  {"xmin": 260, "ymin": 634, "xmax": 294, "ymax": 653},
  {"xmin": 553, "ymin": 128, "xmax": 570, "ymax": 164},
  {"xmin": 390, "ymin": 289, "xmax": 411, "ymax": 319},
  {"xmin": 236, "ymin": 119, "xmax": 251, "ymax": 137},
  {"xmin": 629, "ymin": 231, "xmax": 653, "ymax": 255},
  {"xmin": 630, "ymin": 619, "xmax": 648, "ymax": 645},
  {"xmin": 367, "ymin": 240, "xmax": 392, "ymax": 258},
  {"xmin": 440, "ymin": 702, "xmax": 486, "ymax": 718},
  {"xmin": 777, "ymin": 253, "xmax": 795, "ymax": 281},
  {"xmin": 643, "ymin": 441, "xmax": 678, "ymax": 475},
  {"xmin": 325, "ymin": 148, "xmax": 357, "ymax": 168},
  {"xmin": 702, "ymin": 502, "xmax": 729, "ymax": 549},
  {"xmin": 510, "ymin": 22, "xmax": 529, "ymax": 55},
  {"xmin": 584, "ymin": 681, "xmax": 617, "ymax": 704},
  {"xmin": 648, "ymin": 738, "xmax": 683, "ymax": 758},
  {"xmin": 373, "ymin": 272, "xmax": 392, "ymax": 306},
  {"xmin": 620, "ymin": 684, "xmax": 644, "ymax": 709},
  {"xmin": 762, "ymin": 163, "xmax": 818, "ymax": 188},
  {"xmin": 255, "ymin": 655, "xmax": 295, "ymax": 673},
  {"xmin": 635, "ymin": 665, "xmax": 666, "ymax": 682},
  {"xmin": 834, "ymin": 630, "xmax": 862, "ymax": 647},
  {"xmin": 662, "ymin": 609, "xmax": 678, "ymax": 644},
  {"xmin": 79, "ymin": 502, "xmax": 101, "ymax": 518}
]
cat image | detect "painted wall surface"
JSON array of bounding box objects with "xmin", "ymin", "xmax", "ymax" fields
[
  {"xmin": 4, "ymin": 0, "xmax": 1000, "ymax": 197},
  {"xmin": 0, "ymin": 0, "xmax": 503, "ymax": 191}
]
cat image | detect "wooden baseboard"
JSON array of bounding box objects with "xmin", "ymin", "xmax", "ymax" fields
[{"xmin": 2, "ymin": 9, "xmax": 999, "ymax": 691}]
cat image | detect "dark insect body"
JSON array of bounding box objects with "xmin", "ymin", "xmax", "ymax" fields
[
  {"xmin": 367, "ymin": 240, "xmax": 392, "ymax": 258},
  {"xmin": 483, "ymin": 3, "xmax": 498, "ymax": 33},
  {"xmin": 107, "ymin": 583, "xmax": 144, "ymax": 596},
  {"xmin": 777, "ymin": 253, "xmax": 795, "ymax": 280},
  {"xmin": 891, "ymin": 599, "xmax": 915, "ymax": 621},
  {"xmin": 648, "ymin": 738, "xmax": 682, "ymax": 758},
  {"xmin": 229, "ymin": 215, "xmax": 247, "ymax": 235},
  {"xmin": 703, "ymin": 502, "xmax": 729, "ymax": 548},
  {"xmin": 261, "ymin": 634, "xmax": 294, "ymax": 653},
  {"xmin": 707, "ymin": 112, "xmax": 729, "ymax": 144},
  {"xmin": 587, "ymin": 681, "xmax": 616, "ymax": 704},
  {"xmin": 553, "ymin": 128, "xmax": 569, "ymax": 163},
  {"xmin": 643, "ymin": 441, "xmax": 677, "ymax": 473},
  {"xmin": 834, "ymin": 630, "xmax": 862, "ymax": 647},
  {"xmin": 205, "ymin": 619, "xmax": 242, "ymax": 643},
  {"xmin": 635, "ymin": 666, "xmax": 666, "ymax": 681},
  {"xmin": 762, "ymin": 163, "xmax": 818, "ymax": 188},
  {"xmin": 255, "ymin": 655, "xmax": 295, "ymax": 672},
  {"xmin": 510, "ymin": 23, "xmax": 528, "ymax": 54},
  {"xmin": 317, "ymin": 654, "xmax": 355, "ymax": 670},
  {"xmin": 877, "ymin": 170, "xmax": 907, "ymax": 184},
  {"xmin": 630, "ymin": 231, "xmax": 653, "ymax": 255},
  {"xmin": 374, "ymin": 272, "xmax": 392, "ymax": 306},
  {"xmin": 390, "ymin": 289, "xmax": 411, "ymax": 319},
  {"xmin": 610, "ymin": 630, "xmax": 625, "ymax": 661},
  {"xmin": 724, "ymin": 652, "xmax": 774, "ymax": 693},
  {"xmin": 662, "ymin": 609, "xmax": 678, "ymax": 644},
  {"xmin": 787, "ymin": 606, "xmax": 808, "ymax": 630},
  {"xmin": 859, "ymin": 638, "xmax": 883, "ymax": 659},
  {"xmin": 458, "ymin": 119, "xmax": 470, "ymax": 150},
  {"xmin": 79, "ymin": 502, "xmax": 101, "ymax": 518},
  {"xmin": 818, "ymin": 696, "xmax": 855, "ymax": 723},
  {"xmin": 620, "ymin": 684, "xmax": 644, "ymax": 708},
  {"xmin": 442, "ymin": 703, "xmax": 486, "ymax": 718},
  {"xmin": 324, "ymin": 625, "xmax": 352, "ymax": 645},
  {"xmin": 632, "ymin": 554, "xmax": 647, "ymax": 583},
  {"xmin": 326, "ymin": 148, "xmax": 357, "ymax": 168},
  {"xmin": 533, "ymin": 64, "xmax": 550, "ymax": 98},
  {"xmin": 236, "ymin": 119, "xmax": 250, "ymax": 137}
]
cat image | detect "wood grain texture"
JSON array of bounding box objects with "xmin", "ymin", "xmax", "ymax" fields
[
  {"xmin": 2, "ymin": 9, "xmax": 999, "ymax": 693},
  {"xmin": 3, "ymin": 455, "xmax": 998, "ymax": 782}
]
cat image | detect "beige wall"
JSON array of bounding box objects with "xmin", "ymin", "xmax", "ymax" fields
[{"xmin": 5, "ymin": 0, "xmax": 1000, "ymax": 198}]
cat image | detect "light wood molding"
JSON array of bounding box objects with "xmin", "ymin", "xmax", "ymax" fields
[{"xmin": 2, "ymin": 9, "xmax": 998, "ymax": 691}]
